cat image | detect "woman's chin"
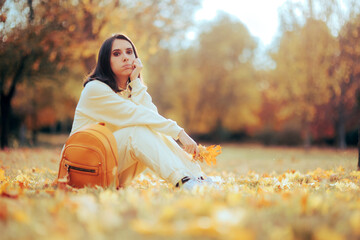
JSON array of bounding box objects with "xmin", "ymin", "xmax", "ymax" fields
[
  {"xmin": 124, "ymin": 69, "xmax": 133, "ymax": 76},
  {"xmin": 118, "ymin": 72, "xmax": 131, "ymax": 78}
]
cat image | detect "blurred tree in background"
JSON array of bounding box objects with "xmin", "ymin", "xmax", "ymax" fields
[
  {"xmin": 156, "ymin": 13, "xmax": 259, "ymax": 141},
  {"xmin": 329, "ymin": 13, "xmax": 360, "ymax": 149},
  {"xmin": 266, "ymin": 0, "xmax": 360, "ymax": 147},
  {"xmin": 0, "ymin": 0, "xmax": 359, "ymax": 148},
  {"xmin": 271, "ymin": 18, "xmax": 336, "ymax": 147},
  {"xmin": 0, "ymin": 0, "xmax": 76, "ymax": 148},
  {"xmin": 0, "ymin": 0, "xmax": 201, "ymax": 148}
]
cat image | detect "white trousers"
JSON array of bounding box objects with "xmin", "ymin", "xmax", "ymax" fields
[{"xmin": 113, "ymin": 126, "xmax": 203, "ymax": 187}]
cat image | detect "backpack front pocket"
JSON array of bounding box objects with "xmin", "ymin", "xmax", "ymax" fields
[
  {"xmin": 63, "ymin": 144, "xmax": 104, "ymax": 167},
  {"xmin": 63, "ymin": 160, "xmax": 101, "ymax": 188},
  {"xmin": 64, "ymin": 161, "xmax": 98, "ymax": 175}
]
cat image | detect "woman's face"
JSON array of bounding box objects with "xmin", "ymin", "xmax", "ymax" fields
[{"xmin": 110, "ymin": 39, "xmax": 136, "ymax": 79}]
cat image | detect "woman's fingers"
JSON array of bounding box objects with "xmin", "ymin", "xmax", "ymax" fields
[
  {"xmin": 194, "ymin": 146, "xmax": 199, "ymax": 159},
  {"xmin": 179, "ymin": 130, "xmax": 199, "ymax": 158},
  {"xmin": 185, "ymin": 144, "xmax": 192, "ymax": 153},
  {"xmin": 133, "ymin": 58, "xmax": 143, "ymax": 69},
  {"xmin": 137, "ymin": 58, "xmax": 143, "ymax": 67},
  {"xmin": 130, "ymin": 58, "xmax": 143, "ymax": 81},
  {"xmin": 184, "ymin": 142, "xmax": 197, "ymax": 156}
]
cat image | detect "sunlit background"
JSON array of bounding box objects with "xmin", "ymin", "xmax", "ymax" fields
[{"xmin": 0, "ymin": 0, "xmax": 359, "ymax": 149}]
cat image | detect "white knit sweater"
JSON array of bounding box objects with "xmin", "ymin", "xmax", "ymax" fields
[{"xmin": 70, "ymin": 78, "xmax": 183, "ymax": 139}]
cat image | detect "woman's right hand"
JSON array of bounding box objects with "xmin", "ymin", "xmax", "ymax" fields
[
  {"xmin": 130, "ymin": 58, "xmax": 143, "ymax": 81},
  {"xmin": 178, "ymin": 130, "xmax": 199, "ymax": 158}
]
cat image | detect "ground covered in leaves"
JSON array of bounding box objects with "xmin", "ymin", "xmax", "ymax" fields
[{"xmin": 0, "ymin": 144, "xmax": 359, "ymax": 240}]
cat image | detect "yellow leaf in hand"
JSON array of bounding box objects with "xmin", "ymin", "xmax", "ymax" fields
[{"xmin": 194, "ymin": 144, "xmax": 222, "ymax": 166}]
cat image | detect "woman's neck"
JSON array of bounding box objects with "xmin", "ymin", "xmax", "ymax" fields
[{"xmin": 116, "ymin": 76, "xmax": 129, "ymax": 90}]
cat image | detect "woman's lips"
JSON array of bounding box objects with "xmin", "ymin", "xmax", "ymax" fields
[{"xmin": 122, "ymin": 64, "xmax": 132, "ymax": 69}]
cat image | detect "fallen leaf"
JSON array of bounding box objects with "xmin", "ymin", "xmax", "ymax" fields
[{"xmin": 194, "ymin": 144, "xmax": 222, "ymax": 166}]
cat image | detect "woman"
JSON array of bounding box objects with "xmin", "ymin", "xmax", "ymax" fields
[{"xmin": 70, "ymin": 33, "xmax": 205, "ymax": 189}]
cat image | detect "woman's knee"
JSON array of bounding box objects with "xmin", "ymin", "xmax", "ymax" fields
[
  {"xmin": 132, "ymin": 126, "xmax": 161, "ymax": 146},
  {"xmin": 114, "ymin": 126, "xmax": 158, "ymax": 153}
]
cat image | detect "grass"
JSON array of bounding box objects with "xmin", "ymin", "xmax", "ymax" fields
[
  {"xmin": 0, "ymin": 144, "xmax": 359, "ymax": 240},
  {"xmin": 212, "ymin": 143, "xmax": 358, "ymax": 174}
]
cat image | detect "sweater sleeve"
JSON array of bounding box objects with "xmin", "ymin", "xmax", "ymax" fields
[
  {"xmin": 129, "ymin": 78, "xmax": 158, "ymax": 112},
  {"xmin": 77, "ymin": 81, "xmax": 182, "ymax": 139}
]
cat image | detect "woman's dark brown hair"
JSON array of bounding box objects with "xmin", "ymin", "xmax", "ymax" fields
[{"xmin": 84, "ymin": 33, "xmax": 139, "ymax": 92}]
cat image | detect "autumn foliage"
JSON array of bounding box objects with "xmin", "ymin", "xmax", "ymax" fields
[
  {"xmin": 194, "ymin": 145, "xmax": 222, "ymax": 166},
  {"xmin": 0, "ymin": 0, "xmax": 360, "ymax": 148}
]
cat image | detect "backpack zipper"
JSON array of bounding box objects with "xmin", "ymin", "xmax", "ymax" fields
[{"xmin": 65, "ymin": 163, "xmax": 96, "ymax": 173}]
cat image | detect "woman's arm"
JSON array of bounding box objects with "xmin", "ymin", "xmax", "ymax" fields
[
  {"xmin": 129, "ymin": 79, "xmax": 199, "ymax": 157},
  {"xmin": 77, "ymin": 80, "xmax": 182, "ymax": 139},
  {"xmin": 129, "ymin": 78, "xmax": 158, "ymax": 113}
]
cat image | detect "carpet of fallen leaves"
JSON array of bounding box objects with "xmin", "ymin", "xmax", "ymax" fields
[{"xmin": 0, "ymin": 145, "xmax": 359, "ymax": 240}]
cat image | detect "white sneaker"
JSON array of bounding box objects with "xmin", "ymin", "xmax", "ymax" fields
[
  {"xmin": 203, "ymin": 176, "xmax": 223, "ymax": 184},
  {"xmin": 181, "ymin": 176, "xmax": 222, "ymax": 190},
  {"xmin": 181, "ymin": 178, "xmax": 203, "ymax": 190},
  {"xmin": 201, "ymin": 176, "xmax": 222, "ymax": 190}
]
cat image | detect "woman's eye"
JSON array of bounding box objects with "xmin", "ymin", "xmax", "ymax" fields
[
  {"xmin": 126, "ymin": 50, "xmax": 133, "ymax": 55},
  {"xmin": 113, "ymin": 52, "xmax": 120, "ymax": 57}
]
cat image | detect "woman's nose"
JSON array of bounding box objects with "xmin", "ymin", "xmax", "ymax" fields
[{"xmin": 122, "ymin": 55, "xmax": 129, "ymax": 62}]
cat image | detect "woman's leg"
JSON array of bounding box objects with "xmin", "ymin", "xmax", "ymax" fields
[
  {"xmin": 113, "ymin": 126, "xmax": 199, "ymax": 187},
  {"xmin": 117, "ymin": 161, "xmax": 147, "ymax": 187}
]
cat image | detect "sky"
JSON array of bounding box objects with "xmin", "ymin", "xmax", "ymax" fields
[{"xmin": 194, "ymin": 0, "xmax": 288, "ymax": 47}]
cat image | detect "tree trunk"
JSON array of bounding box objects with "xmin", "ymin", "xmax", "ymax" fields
[
  {"xmin": 0, "ymin": 55, "xmax": 28, "ymax": 148},
  {"xmin": 358, "ymin": 126, "xmax": 360, "ymax": 170},
  {"xmin": 0, "ymin": 95, "xmax": 11, "ymax": 148},
  {"xmin": 304, "ymin": 121, "xmax": 311, "ymax": 149},
  {"xmin": 358, "ymin": 95, "xmax": 360, "ymax": 170},
  {"xmin": 31, "ymin": 129, "xmax": 38, "ymax": 146},
  {"xmin": 19, "ymin": 123, "xmax": 27, "ymax": 146},
  {"xmin": 27, "ymin": 0, "xmax": 34, "ymax": 24},
  {"xmin": 337, "ymin": 104, "xmax": 347, "ymax": 149},
  {"xmin": 212, "ymin": 118, "xmax": 228, "ymax": 143},
  {"xmin": 30, "ymin": 96, "xmax": 38, "ymax": 146}
]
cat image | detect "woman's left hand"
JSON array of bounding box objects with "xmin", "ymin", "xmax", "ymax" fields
[
  {"xmin": 130, "ymin": 58, "xmax": 143, "ymax": 81},
  {"xmin": 178, "ymin": 130, "xmax": 199, "ymax": 158}
]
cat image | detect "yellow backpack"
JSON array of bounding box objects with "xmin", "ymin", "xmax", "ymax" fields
[{"xmin": 57, "ymin": 123, "xmax": 119, "ymax": 188}]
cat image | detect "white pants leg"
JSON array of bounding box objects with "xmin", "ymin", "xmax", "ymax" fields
[{"xmin": 113, "ymin": 126, "xmax": 203, "ymax": 187}]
